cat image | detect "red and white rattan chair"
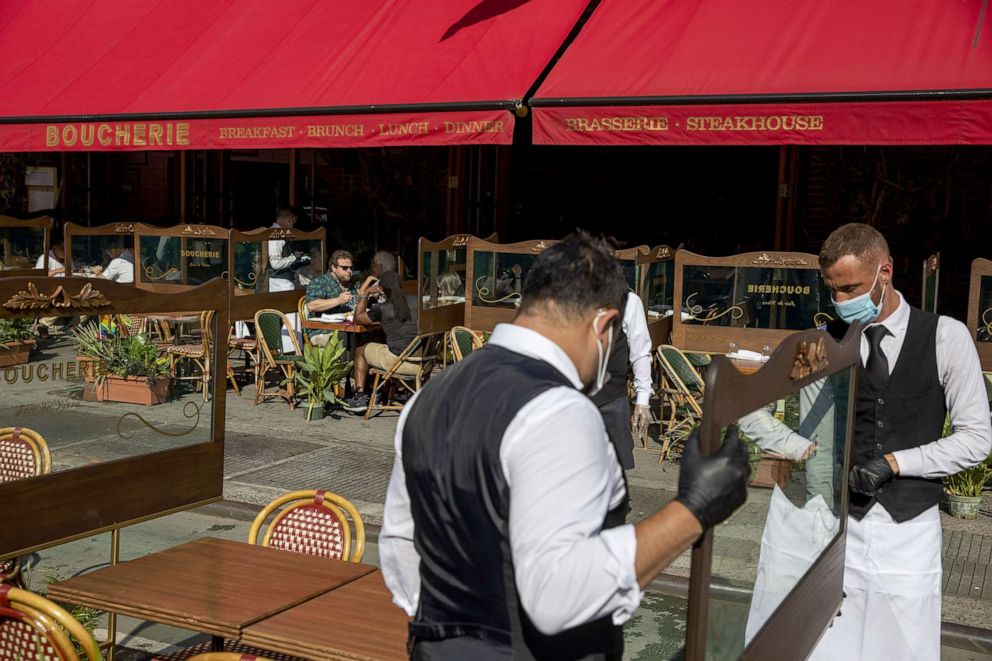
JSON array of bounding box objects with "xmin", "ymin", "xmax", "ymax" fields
[
  {"xmin": 187, "ymin": 652, "xmax": 278, "ymax": 661},
  {"xmin": 0, "ymin": 584, "xmax": 102, "ymax": 660},
  {"xmin": 1, "ymin": 427, "xmax": 51, "ymax": 586},
  {"xmin": 248, "ymin": 489, "xmax": 365, "ymax": 563},
  {"xmin": 155, "ymin": 640, "xmax": 300, "ymax": 661}
]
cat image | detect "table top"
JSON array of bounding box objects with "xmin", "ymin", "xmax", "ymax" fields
[
  {"xmin": 242, "ymin": 571, "xmax": 409, "ymax": 660},
  {"xmin": 47, "ymin": 537, "xmax": 376, "ymax": 639},
  {"xmin": 302, "ymin": 318, "xmax": 378, "ymax": 334}
]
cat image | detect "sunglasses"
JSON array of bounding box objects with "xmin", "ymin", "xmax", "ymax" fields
[{"xmin": 334, "ymin": 264, "xmax": 354, "ymax": 271}]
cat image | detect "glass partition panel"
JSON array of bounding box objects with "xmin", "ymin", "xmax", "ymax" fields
[
  {"xmin": 471, "ymin": 250, "xmax": 537, "ymax": 310},
  {"xmin": 644, "ymin": 259, "xmax": 675, "ymax": 319},
  {"xmin": 978, "ymin": 275, "xmax": 992, "ymax": 343},
  {"xmin": 0, "ymin": 310, "xmax": 217, "ymax": 481},
  {"xmin": 422, "ymin": 247, "xmax": 467, "ymax": 310},
  {"xmin": 703, "ymin": 366, "xmax": 853, "ymax": 659},
  {"xmin": 69, "ymin": 235, "xmax": 133, "ymax": 278},
  {"xmin": 139, "ymin": 236, "xmax": 228, "ymax": 286},
  {"xmin": 233, "ymin": 237, "xmax": 322, "ymax": 293},
  {"xmin": 681, "ymin": 266, "xmax": 830, "ymax": 330},
  {"xmin": 0, "ymin": 226, "xmax": 46, "ymax": 272}
]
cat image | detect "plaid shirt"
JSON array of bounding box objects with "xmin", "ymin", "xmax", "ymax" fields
[{"xmin": 304, "ymin": 273, "xmax": 358, "ymax": 337}]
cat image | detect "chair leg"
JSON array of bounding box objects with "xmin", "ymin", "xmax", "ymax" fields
[
  {"xmin": 228, "ymin": 364, "xmax": 241, "ymax": 396},
  {"xmin": 364, "ymin": 373, "xmax": 381, "ymax": 420},
  {"xmin": 254, "ymin": 365, "xmax": 265, "ymax": 405}
]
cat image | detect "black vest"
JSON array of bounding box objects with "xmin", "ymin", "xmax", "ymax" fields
[
  {"xmin": 829, "ymin": 307, "xmax": 946, "ymax": 522},
  {"xmin": 590, "ymin": 329, "xmax": 630, "ymax": 407},
  {"xmin": 402, "ymin": 344, "xmax": 626, "ymax": 661}
]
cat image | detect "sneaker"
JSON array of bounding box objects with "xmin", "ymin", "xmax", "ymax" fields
[{"xmin": 341, "ymin": 393, "xmax": 369, "ymax": 413}]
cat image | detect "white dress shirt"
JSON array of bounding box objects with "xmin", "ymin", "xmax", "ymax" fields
[
  {"xmin": 35, "ymin": 250, "xmax": 65, "ymax": 277},
  {"xmin": 869, "ymin": 292, "xmax": 991, "ymax": 477},
  {"xmin": 101, "ymin": 250, "xmax": 134, "ymax": 283},
  {"xmin": 380, "ymin": 323, "xmax": 642, "ymax": 635},
  {"xmin": 624, "ymin": 291, "xmax": 653, "ymax": 406}
]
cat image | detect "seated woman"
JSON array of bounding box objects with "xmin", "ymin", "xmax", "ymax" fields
[
  {"xmin": 436, "ymin": 269, "xmax": 464, "ymax": 304},
  {"xmin": 342, "ymin": 270, "xmax": 419, "ymax": 413}
]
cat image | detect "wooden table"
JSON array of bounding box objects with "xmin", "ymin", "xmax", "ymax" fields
[
  {"xmin": 242, "ymin": 571, "xmax": 409, "ymax": 660},
  {"xmin": 47, "ymin": 537, "xmax": 375, "ymax": 640}
]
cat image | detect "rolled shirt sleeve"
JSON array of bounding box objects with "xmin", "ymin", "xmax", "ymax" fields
[
  {"xmin": 502, "ymin": 388, "xmax": 641, "ymax": 635},
  {"xmin": 267, "ymin": 239, "xmax": 295, "ymax": 270},
  {"xmin": 623, "ymin": 292, "xmax": 654, "ymax": 407},
  {"xmin": 892, "ymin": 317, "xmax": 992, "ymax": 478}
]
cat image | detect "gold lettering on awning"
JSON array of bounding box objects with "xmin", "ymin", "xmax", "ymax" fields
[{"xmin": 44, "ymin": 122, "xmax": 191, "ymax": 147}]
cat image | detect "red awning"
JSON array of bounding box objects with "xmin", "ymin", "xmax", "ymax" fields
[
  {"xmin": 532, "ymin": 0, "xmax": 992, "ymax": 145},
  {"xmin": 0, "ymin": 0, "xmax": 590, "ymax": 151}
]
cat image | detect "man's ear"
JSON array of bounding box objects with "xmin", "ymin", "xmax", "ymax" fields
[{"xmin": 593, "ymin": 308, "xmax": 621, "ymax": 337}]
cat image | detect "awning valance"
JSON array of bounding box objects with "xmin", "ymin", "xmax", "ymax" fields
[
  {"xmin": 532, "ymin": 0, "xmax": 992, "ymax": 145},
  {"xmin": 0, "ymin": 0, "xmax": 590, "ymax": 151}
]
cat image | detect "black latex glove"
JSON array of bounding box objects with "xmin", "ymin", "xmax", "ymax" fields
[
  {"xmin": 676, "ymin": 425, "xmax": 750, "ymax": 530},
  {"xmin": 849, "ymin": 457, "xmax": 894, "ymax": 496}
]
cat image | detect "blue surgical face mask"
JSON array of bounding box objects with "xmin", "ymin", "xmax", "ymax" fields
[{"xmin": 831, "ymin": 266, "xmax": 886, "ymax": 324}]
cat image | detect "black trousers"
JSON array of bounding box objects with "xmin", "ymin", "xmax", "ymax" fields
[{"xmin": 598, "ymin": 396, "xmax": 635, "ymax": 470}]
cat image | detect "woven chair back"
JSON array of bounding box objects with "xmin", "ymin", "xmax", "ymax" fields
[
  {"xmin": 0, "ymin": 427, "xmax": 50, "ymax": 484},
  {"xmin": 450, "ymin": 326, "xmax": 483, "ymax": 362},
  {"xmin": 256, "ymin": 311, "xmax": 284, "ymax": 357},
  {"xmin": 0, "ymin": 585, "xmax": 102, "ymax": 660},
  {"xmin": 115, "ymin": 313, "xmax": 146, "ymax": 337},
  {"xmin": 249, "ymin": 489, "xmax": 365, "ymax": 562},
  {"xmin": 660, "ymin": 345, "xmax": 704, "ymax": 396}
]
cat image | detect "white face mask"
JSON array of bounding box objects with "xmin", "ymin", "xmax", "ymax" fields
[{"xmin": 584, "ymin": 309, "xmax": 615, "ymax": 398}]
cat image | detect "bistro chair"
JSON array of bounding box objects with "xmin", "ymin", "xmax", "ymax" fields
[
  {"xmin": 296, "ymin": 295, "xmax": 313, "ymax": 348},
  {"xmin": 1, "ymin": 427, "xmax": 51, "ymax": 587},
  {"xmin": 364, "ymin": 332, "xmax": 443, "ymax": 419},
  {"xmin": 114, "ymin": 313, "xmax": 147, "ymax": 338},
  {"xmin": 248, "ymin": 489, "xmax": 365, "ymax": 563},
  {"xmin": 0, "ymin": 585, "xmax": 103, "ymax": 660},
  {"xmin": 253, "ymin": 309, "xmax": 303, "ymax": 410},
  {"xmin": 449, "ymin": 326, "xmax": 485, "ymax": 363},
  {"xmin": 227, "ymin": 324, "xmax": 258, "ymax": 395},
  {"xmin": 187, "ymin": 652, "xmax": 279, "ymax": 661},
  {"xmin": 656, "ymin": 345, "xmax": 705, "ymax": 463}
]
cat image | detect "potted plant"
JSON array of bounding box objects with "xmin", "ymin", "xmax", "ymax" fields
[
  {"xmin": 0, "ymin": 318, "xmax": 35, "ymax": 367},
  {"xmin": 294, "ymin": 331, "xmax": 353, "ymax": 421},
  {"xmin": 70, "ymin": 321, "xmax": 171, "ymax": 405},
  {"xmin": 945, "ymin": 457, "xmax": 991, "ymax": 520}
]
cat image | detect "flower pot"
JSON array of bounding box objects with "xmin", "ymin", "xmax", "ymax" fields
[
  {"xmin": 0, "ymin": 339, "xmax": 35, "ymax": 367},
  {"xmin": 750, "ymin": 454, "xmax": 794, "ymax": 489},
  {"xmin": 302, "ymin": 403, "xmax": 326, "ymax": 421},
  {"xmin": 92, "ymin": 375, "xmax": 170, "ymax": 406},
  {"xmin": 946, "ymin": 494, "xmax": 982, "ymax": 520}
]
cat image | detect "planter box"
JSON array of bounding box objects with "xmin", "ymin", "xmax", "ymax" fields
[
  {"xmin": 90, "ymin": 375, "xmax": 170, "ymax": 406},
  {"xmin": 750, "ymin": 454, "xmax": 794, "ymax": 489},
  {"xmin": 0, "ymin": 339, "xmax": 35, "ymax": 367},
  {"xmin": 77, "ymin": 356, "xmax": 101, "ymax": 383}
]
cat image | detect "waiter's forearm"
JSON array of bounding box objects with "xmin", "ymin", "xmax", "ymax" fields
[{"xmin": 633, "ymin": 501, "xmax": 702, "ymax": 588}]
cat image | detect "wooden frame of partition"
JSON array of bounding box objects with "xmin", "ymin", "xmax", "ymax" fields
[
  {"xmin": 0, "ymin": 215, "xmax": 51, "ymax": 276},
  {"xmin": 673, "ymin": 249, "xmax": 827, "ymax": 355},
  {"xmin": 0, "ymin": 276, "xmax": 228, "ymax": 558},
  {"xmin": 967, "ymin": 257, "xmax": 992, "ymax": 372},
  {"xmin": 418, "ymin": 232, "xmax": 497, "ymax": 334},
  {"xmin": 133, "ymin": 223, "xmax": 230, "ymax": 293},
  {"xmin": 637, "ymin": 244, "xmax": 676, "ymax": 347},
  {"xmin": 464, "ymin": 238, "xmax": 558, "ymax": 332},
  {"xmin": 63, "ymin": 221, "xmax": 137, "ymax": 278},
  {"xmin": 229, "ymin": 226, "xmax": 326, "ymax": 322},
  {"xmin": 685, "ymin": 323, "xmax": 860, "ymax": 660},
  {"xmin": 921, "ymin": 252, "xmax": 940, "ymax": 313}
]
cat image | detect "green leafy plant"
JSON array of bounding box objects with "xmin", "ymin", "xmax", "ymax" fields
[
  {"xmin": 69, "ymin": 321, "xmax": 169, "ymax": 385},
  {"xmin": 294, "ymin": 331, "xmax": 353, "ymax": 421},
  {"xmin": 0, "ymin": 318, "xmax": 32, "ymax": 344},
  {"xmin": 945, "ymin": 456, "xmax": 992, "ymax": 497}
]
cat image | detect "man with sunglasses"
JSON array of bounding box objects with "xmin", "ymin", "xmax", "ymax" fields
[{"xmin": 305, "ymin": 249, "xmax": 377, "ymax": 347}]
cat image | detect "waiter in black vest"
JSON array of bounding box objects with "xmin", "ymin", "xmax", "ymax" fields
[
  {"xmin": 381, "ymin": 232, "xmax": 750, "ymax": 660},
  {"xmin": 810, "ymin": 224, "xmax": 991, "ymax": 661},
  {"xmin": 591, "ymin": 287, "xmax": 653, "ymax": 470}
]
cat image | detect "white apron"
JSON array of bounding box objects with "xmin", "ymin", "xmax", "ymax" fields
[
  {"xmin": 808, "ymin": 503, "xmax": 942, "ymax": 661},
  {"xmin": 745, "ymin": 486, "xmax": 839, "ymax": 644}
]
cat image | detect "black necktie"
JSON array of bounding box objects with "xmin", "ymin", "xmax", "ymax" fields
[{"xmin": 865, "ymin": 325, "xmax": 889, "ymax": 388}]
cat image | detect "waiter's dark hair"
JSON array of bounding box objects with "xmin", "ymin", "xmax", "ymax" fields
[{"xmin": 519, "ymin": 231, "xmax": 627, "ymax": 322}]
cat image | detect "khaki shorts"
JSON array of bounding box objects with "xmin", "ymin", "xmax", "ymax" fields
[{"xmin": 365, "ymin": 342, "xmax": 420, "ymax": 378}]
